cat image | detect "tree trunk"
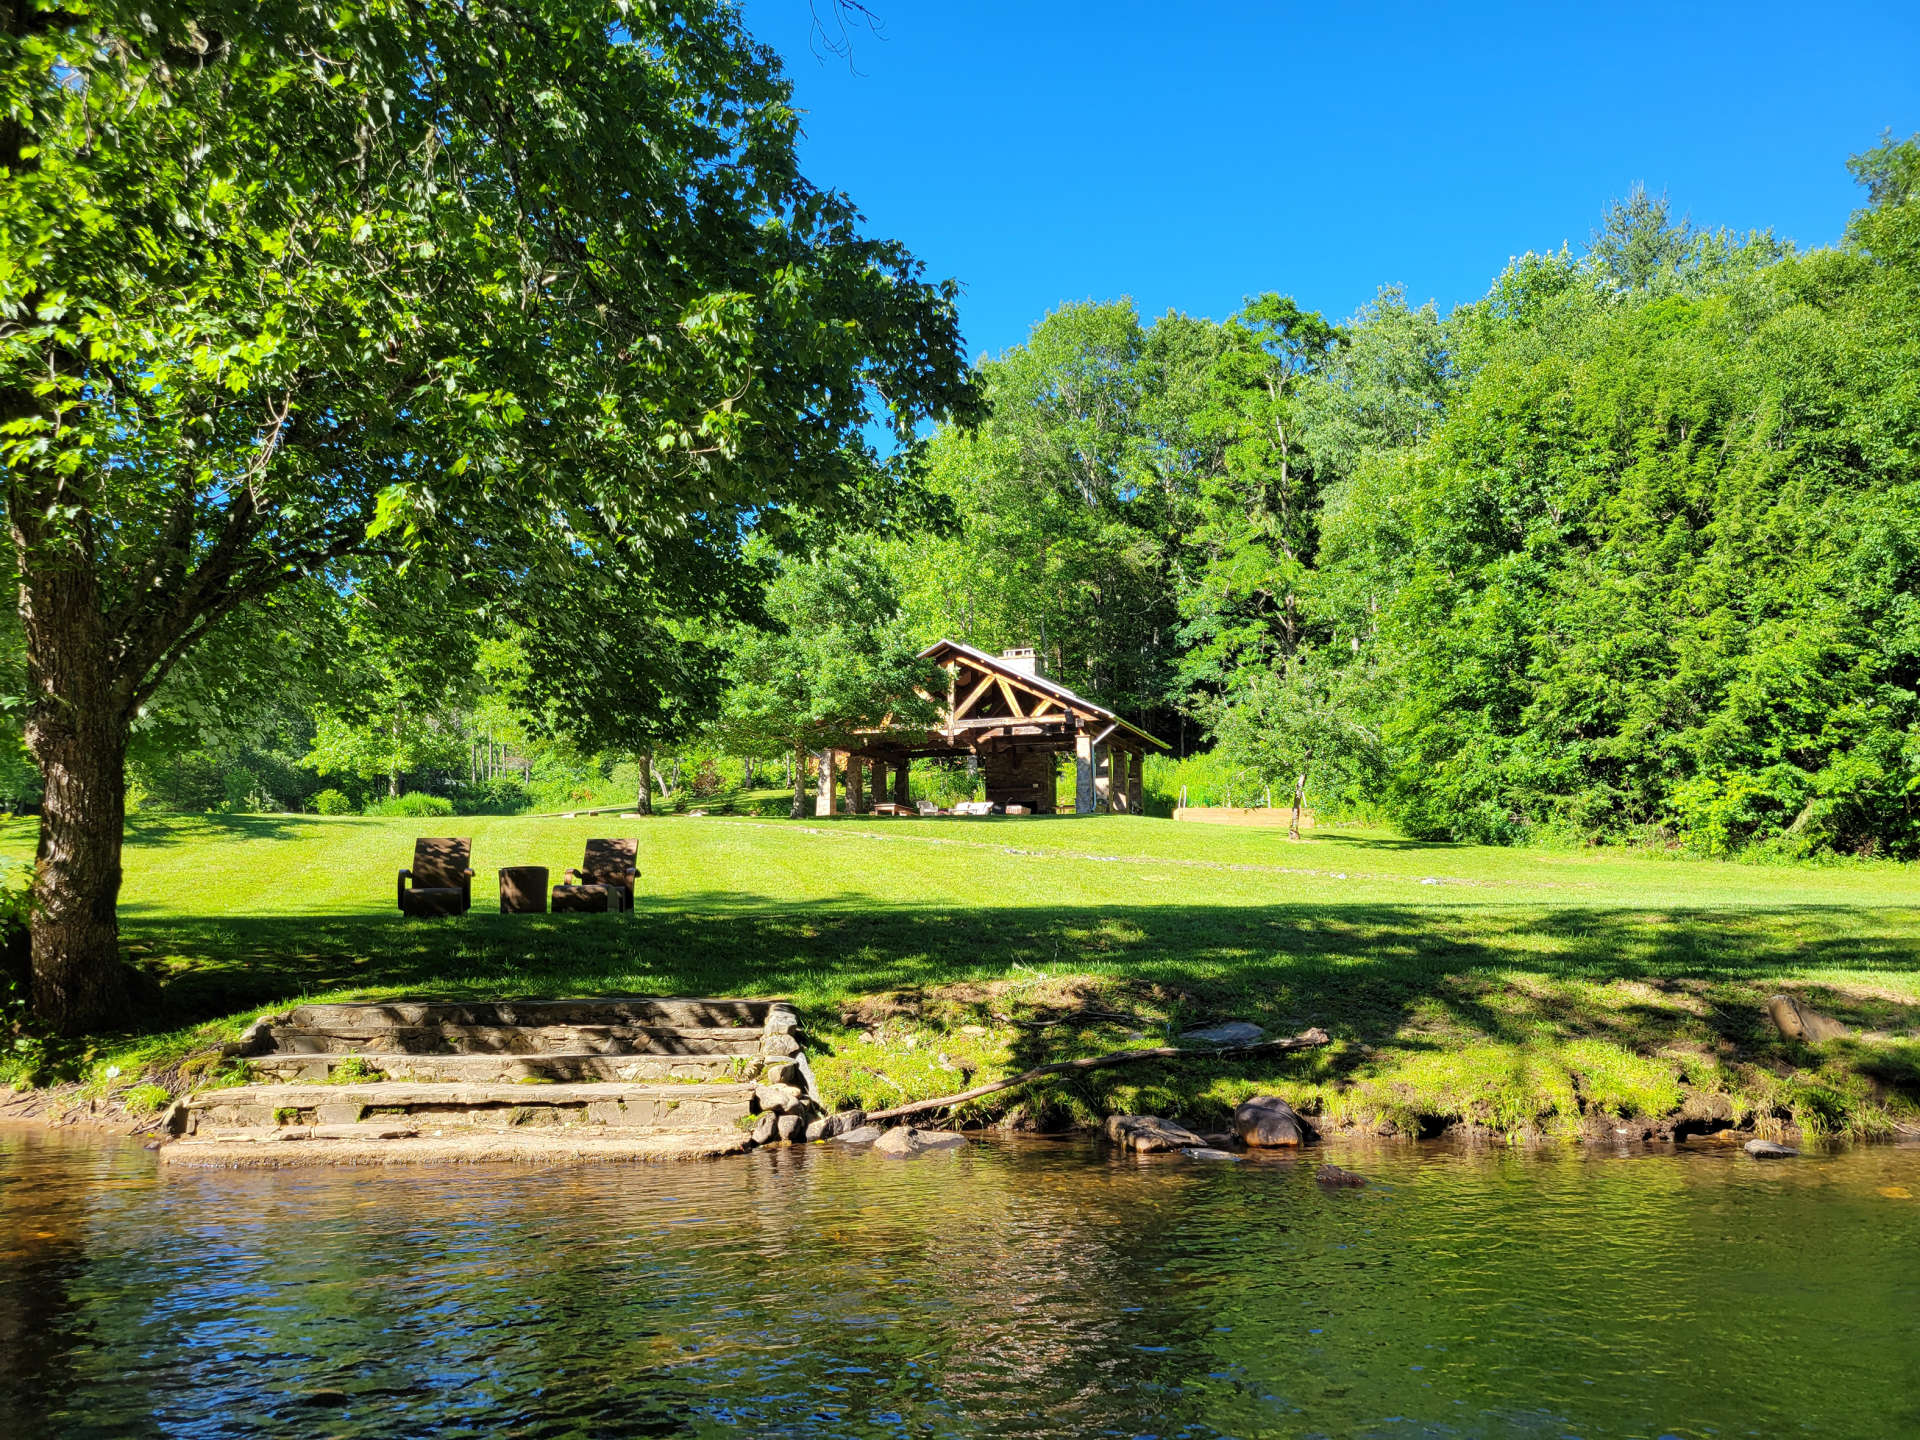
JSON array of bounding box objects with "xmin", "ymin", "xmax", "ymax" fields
[
  {"xmin": 1290, "ymin": 759, "xmax": 1310, "ymax": 841},
  {"xmin": 635, "ymin": 751, "xmax": 653, "ymax": 816},
  {"xmin": 790, "ymin": 742, "xmax": 808, "ymax": 820},
  {"xmin": 388, "ymin": 718, "xmax": 401, "ymax": 798},
  {"xmin": 19, "ymin": 568, "xmax": 136, "ymax": 1033}
]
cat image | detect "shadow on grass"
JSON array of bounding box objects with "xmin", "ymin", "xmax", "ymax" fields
[
  {"xmin": 1309, "ymin": 831, "xmax": 1464, "ymax": 852},
  {"xmin": 124, "ymin": 893, "xmax": 1920, "ymax": 1065},
  {"xmin": 123, "ymin": 814, "xmax": 337, "ymax": 846}
]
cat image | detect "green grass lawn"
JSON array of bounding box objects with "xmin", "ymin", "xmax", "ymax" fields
[{"xmin": 9, "ymin": 811, "xmax": 1919, "ymax": 1139}]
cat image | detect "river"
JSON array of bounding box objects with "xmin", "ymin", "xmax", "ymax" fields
[{"xmin": 2, "ymin": 1125, "xmax": 1915, "ymax": 1438}]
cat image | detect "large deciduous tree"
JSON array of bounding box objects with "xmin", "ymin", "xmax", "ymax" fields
[{"xmin": 0, "ymin": 1, "xmax": 980, "ymax": 1029}]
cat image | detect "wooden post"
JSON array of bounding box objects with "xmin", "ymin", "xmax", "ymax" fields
[
  {"xmin": 1075, "ymin": 731, "xmax": 1097, "ymax": 815},
  {"xmin": 893, "ymin": 759, "xmax": 910, "ymax": 806},
  {"xmin": 1094, "ymin": 744, "xmax": 1111, "ymax": 810},
  {"xmin": 848, "ymin": 754, "xmax": 865, "ymax": 814},
  {"xmin": 815, "ymin": 749, "xmax": 837, "ymax": 817},
  {"xmin": 1109, "ymin": 750, "xmax": 1129, "ymax": 814}
]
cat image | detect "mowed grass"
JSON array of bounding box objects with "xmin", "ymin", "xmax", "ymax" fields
[{"xmin": 9, "ymin": 811, "xmax": 1920, "ymax": 1139}]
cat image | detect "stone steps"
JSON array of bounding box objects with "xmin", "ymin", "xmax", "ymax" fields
[
  {"xmin": 247, "ymin": 1051, "xmax": 790, "ymax": 1085},
  {"xmin": 285, "ymin": 998, "xmax": 772, "ymax": 1029},
  {"xmin": 265, "ymin": 1023, "xmax": 771, "ymax": 1056},
  {"xmin": 186, "ymin": 1080, "xmax": 764, "ymax": 1134},
  {"xmin": 163, "ymin": 996, "xmax": 813, "ymax": 1167}
]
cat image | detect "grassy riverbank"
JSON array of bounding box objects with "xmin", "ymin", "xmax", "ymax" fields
[{"xmin": 6, "ymin": 812, "xmax": 1919, "ymax": 1140}]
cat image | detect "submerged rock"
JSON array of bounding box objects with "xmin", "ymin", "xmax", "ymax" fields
[
  {"xmin": 805, "ymin": 1109, "xmax": 868, "ymax": 1142},
  {"xmin": 1180, "ymin": 1021, "xmax": 1264, "ymax": 1046},
  {"xmin": 1105, "ymin": 1114, "xmax": 1207, "ymax": 1153},
  {"xmin": 1181, "ymin": 1147, "xmax": 1243, "ymax": 1162},
  {"xmin": 1745, "ymin": 1138, "xmax": 1800, "ymax": 1159},
  {"xmin": 1316, "ymin": 1163, "xmax": 1367, "ymax": 1187},
  {"xmin": 1234, "ymin": 1096, "xmax": 1313, "ymax": 1148},
  {"xmin": 874, "ymin": 1126, "xmax": 967, "ymax": 1158}
]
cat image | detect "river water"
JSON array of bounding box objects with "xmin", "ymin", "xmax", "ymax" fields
[{"xmin": 2, "ymin": 1126, "xmax": 1915, "ymax": 1439}]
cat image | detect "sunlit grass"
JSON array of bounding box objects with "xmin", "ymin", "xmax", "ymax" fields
[{"xmin": 6, "ymin": 812, "xmax": 1917, "ymax": 1138}]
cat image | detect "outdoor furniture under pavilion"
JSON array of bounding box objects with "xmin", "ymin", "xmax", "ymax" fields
[
  {"xmin": 551, "ymin": 838, "xmax": 637, "ymax": 913},
  {"xmin": 398, "ymin": 838, "xmax": 474, "ymax": 916},
  {"xmin": 498, "ymin": 865, "xmax": 549, "ymax": 914}
]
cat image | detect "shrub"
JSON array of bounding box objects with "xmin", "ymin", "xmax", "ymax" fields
[
  {"xmin": 363, "ymin": 792, "xmax": 455, "ymax": 818},
  {"xmin": 313, "ymin": 788, "xmax": 355, "ymax": 815},
  {"xmin": 447, "ymin": 777, "xmax": 532, "ymax": 815},
  {"xmin": 221, "ymin": 765, "xmax": 272, "ymax": 813},
  {"xmin": 1669, "ymin": 771, "xmax": 1781, "ymax": 856},
  {"xmin": 689, "ymin": 758, "xmax": 724, "ymax": 798}
]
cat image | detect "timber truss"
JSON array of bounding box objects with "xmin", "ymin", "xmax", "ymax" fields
[{"xmin": 816, "ymin": 639, "xmax": 1166, "ymax": 816}]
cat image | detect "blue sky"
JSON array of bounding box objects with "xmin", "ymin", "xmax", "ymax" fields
[{"xmin": 739, "ymin": 1, "xmax": 1920, "ymax": 361}]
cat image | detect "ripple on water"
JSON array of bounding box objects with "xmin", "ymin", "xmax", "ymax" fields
[{"xmin": 1, "ymin": 1125, "xmax": 1918, "ymax": 1438}]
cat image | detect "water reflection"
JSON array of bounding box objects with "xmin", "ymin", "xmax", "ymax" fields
[{"xmin": 2, "ymin": 1125, "xmax": 1917, "ymax": 1438}]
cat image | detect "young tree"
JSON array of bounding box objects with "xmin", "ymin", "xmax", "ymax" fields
[
  {"xmin": 715, "ymin": 545, "xmax": 937, "ymax": 819},
  {"xmin": 0, "ymin": 3, "xmax": 980, "ymax": 1028},
  {"xmin": 1204, "ymin": 660, "xmax": 1376, "ymax": 840}
]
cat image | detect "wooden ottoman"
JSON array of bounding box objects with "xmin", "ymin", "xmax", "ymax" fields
[
  {"xmin": 550, "ymin": 882, "xmax": 613, "ymax": 914},
  {"xmin": 498, "ymin": 865, "xmax": 549, "ymax": 914}
]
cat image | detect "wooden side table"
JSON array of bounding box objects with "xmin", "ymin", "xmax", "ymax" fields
[{"xmin": 498, "ymin": 865, "xmax": 549, "ymax": 914}]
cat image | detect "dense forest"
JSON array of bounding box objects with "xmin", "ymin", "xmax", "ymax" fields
[{"xmin": 9, "ymin": 137, "xmax": 1917, "ymax": 860}]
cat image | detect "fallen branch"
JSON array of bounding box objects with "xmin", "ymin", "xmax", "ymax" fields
[{"xmin": 865, "ymin": 1027, "xmax": 1332, "ymax": 1122}]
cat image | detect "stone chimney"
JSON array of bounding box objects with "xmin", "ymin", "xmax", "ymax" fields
[{"xmin": 1000, "ymin": 646, "xmax": 1041, "ymax": 678}]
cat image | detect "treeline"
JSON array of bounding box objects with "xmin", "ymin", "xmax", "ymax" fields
[
  {"xmin": 888, "ymin": 144, "xmax": 1920, "ymax": 858},
  {"xmin": 14, "ymin": 140, "xmax": 1918, "ymax": 859}
]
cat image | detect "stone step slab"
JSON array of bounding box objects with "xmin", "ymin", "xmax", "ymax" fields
[
  {"xmin": 248, "ymin": 1051, "xmax": 780, "ymax": 1085},
  {"xmin": 183, "ymin": 1081, "xmax": 760, "ymax": 1135},
  {"xmin": 265, "ymin": 1023, "xmax": 768, "ymax": 1057},
  {"xmin": 161, "ymin": 1129, "xmax": 753, "ymax": 1168},
  {"xmin": 285, "ymin": 998, "xmax": 782, "ymax": 1031}
]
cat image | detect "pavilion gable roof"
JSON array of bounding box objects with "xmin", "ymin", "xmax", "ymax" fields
[{"xmin": 917, "ymin": 639, "xmax": 1167, "ymax": 750}]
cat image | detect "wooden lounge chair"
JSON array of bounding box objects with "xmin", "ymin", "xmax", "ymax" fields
[
  {"xmin": 553, "ymin": 837, "xmax": 637, "ymax": 913},
  {"xmin": 398, "ymin": 837, "xmax": 474, "ymax": 916}
]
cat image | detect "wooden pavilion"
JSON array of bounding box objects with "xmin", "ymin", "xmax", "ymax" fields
[{"xmin": 816, "ymin": 640, "xmax": 1166, "ymax": 816}]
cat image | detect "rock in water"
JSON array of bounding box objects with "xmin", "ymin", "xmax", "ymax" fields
[
  {"xmin": 805, "ymin": 1109, "xmax": 868, "ymax": 1142},
  {"xmin": 1745, "ymin": 1138, "xmax": 1800, "ymax": 1159},
  {"xmin": 832, "ymin": 1124, "xmax": 883, "ymax": 1146},
  {"xmin": 1104, "ymin": 1114, "xmax": 1207, "ymax": 1153},
  {"xmin": 1316, "ymin": 1164, "xmax": 1367, "ymax": 1187},
  {"xmin": 873, "ymin": 1126, "xmax": 967, "ymax": 1158},
  {"xmin": 1234, "ymin": 1095, "xmax": 1313, "ymax": 1147},
  {"xmin": 750, "ymin": 1113, "xmax": 778, "ymax": 1146},
  {"xmin": 774, "ymin": 1114, "xmax": 805, "ymax": 1143},
  {"xmin": 1180, "ymin": 1021, "xmax": 1265, "ymax": 1046},
  {"xmin": 1181, "ymin": 1147, "xmax": 1243, "ymax": 1162}
]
